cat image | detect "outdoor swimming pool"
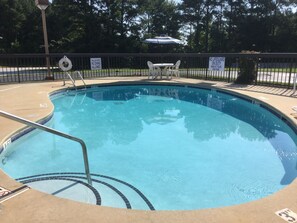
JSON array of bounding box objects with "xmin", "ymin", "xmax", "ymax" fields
[{"xmin": 1, "ymin": 84, "xmax": 297, "ymax": 210}]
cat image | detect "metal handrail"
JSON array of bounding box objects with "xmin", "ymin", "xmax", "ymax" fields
[
  {"xmin": 62, "ymin": 71, "xmax": 86, "ymax": 89},
  {"xmin": 73, "ymin": 71, "xmax": 87, "ymax": 87},
  {"xmin": 62, "ymin": 71, "xmax": 76, "ymax": 87},
  {"xmin": 0, "ymin": 110, "xmax": 92, "ymax": 185}
]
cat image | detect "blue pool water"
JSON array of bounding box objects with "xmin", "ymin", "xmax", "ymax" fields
[{"xmin": 1, "ymin": 85, "xmax": 297, "ymax": 210}]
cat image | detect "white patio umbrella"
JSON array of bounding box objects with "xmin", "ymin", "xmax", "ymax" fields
[{"xmin": 143, "ymin": 35, "xmax": 183, "ymax": 45}]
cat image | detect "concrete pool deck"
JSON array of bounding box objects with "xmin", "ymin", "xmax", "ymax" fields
[{"xmin": 0, "ymin": 77, "xmax": 297, "ymax": 223}]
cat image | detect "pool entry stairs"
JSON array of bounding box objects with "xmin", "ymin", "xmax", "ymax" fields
[
  {"xmin": 0, "ymin": 110, "xmax": 155, "ymax": 210},
  {"xmin": 16, "ymin": 172, "xmax": 155, "ymax": 210},
  {"xmin": 0, "ymin": 110, "xmax": 92, "ymax": 185}
]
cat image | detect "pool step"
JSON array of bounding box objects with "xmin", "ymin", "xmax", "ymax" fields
[{"xmin": 16, "ymin": 172, "xmax": 155, "ymax": 210}]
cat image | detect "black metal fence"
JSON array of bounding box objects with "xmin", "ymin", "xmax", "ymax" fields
[{"xmin": 1, "ymin": 53, "xmax": 297, "ymax": 88}]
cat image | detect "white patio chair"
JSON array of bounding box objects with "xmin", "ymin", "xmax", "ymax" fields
[
  {"xmin": 167, "ymin": 60, "xmax": 181, "ymax": 78},
  {"xmin": 147, "ymin": 61, "xmax": 161, "ymax": 79}
]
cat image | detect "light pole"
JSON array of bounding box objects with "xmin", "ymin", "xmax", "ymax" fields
[
  {"xmin": 0, "ymin": 36, "xmax": 3, "ymax": 53},
  {"xmin": 35, "ymin": 0, "xmax": 52, "ymax": 80}
]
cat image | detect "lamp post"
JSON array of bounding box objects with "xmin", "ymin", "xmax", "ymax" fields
[
  {"xmin": 0, "ymin": 36, "xmax": 3, "ymax": 53},
  {"xmin": 35, "ymin": 0, "xmax": 52, "ymax": 80}
]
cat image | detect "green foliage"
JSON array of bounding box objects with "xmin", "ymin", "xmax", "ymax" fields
[
  {"xmin": 1, "ymin": 0, "xmax": 297, "ymax": 53},
  {"xmin": 0, "ymin": 0, "xmax": 35, "ymax": 52},
  {"xmin": 235, "ymin": 51, "xmax": 259, "ymax": 84}
]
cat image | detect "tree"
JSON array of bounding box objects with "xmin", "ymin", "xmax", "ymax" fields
[
  {"xmin": 138, "ymin": 0, "xmax": 181, "ymax": 37},
  {"xmin": 1, "ymin": 0, "xmax": 297, "ymax": 53},
  {"xmin": 179, "ymin": 0, "xmax": 223, "ymax": 52},
  {"xmin": 0, "ymin": 0, "xmax": 35, "ymax": 53},
  {"xmin": 179, "ymin": 0, "xmax": 204, "ymax": 52},
  {"xmin": 137, "ymin": 0, "xmax": 182, "ymax": 52}
]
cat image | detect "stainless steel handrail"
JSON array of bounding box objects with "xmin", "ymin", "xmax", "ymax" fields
[
  {"xmin": 0, "ymin": 110, "xmax": 92, "ymax": 185},
  {"xmin": 62, "ymin": 71, "xmax": 76, "ymax": 87},
  {"xmin": 62, "ymin": 71, "xmax": 86, "ymax": 89},
  {"xmin": 74, "ymin": 71, "xmax": 87, "ymax": 87}
]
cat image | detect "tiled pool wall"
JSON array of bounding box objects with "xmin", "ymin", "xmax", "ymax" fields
[{"xmin": 0, "ymin": 113, "xmax": 53, "ymax": 155}]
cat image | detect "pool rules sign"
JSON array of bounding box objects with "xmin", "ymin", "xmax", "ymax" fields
[
  {"xmin": 90, "ymin": 58, "xmax": 102, "ymax": 70},
  {"xmin": 208, "ymin": 57, "xmax": 225, "ymax": 71}
]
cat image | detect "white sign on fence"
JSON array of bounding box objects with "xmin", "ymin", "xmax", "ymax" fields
[
  {"xmin": 208, "ymin": 57, "xmax": 225, "ymax": 71},
  {"xmin": 90, "ymin": 58, "xmax": 102, "ymax": 70}
]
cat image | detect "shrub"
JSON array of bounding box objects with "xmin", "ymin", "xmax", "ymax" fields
[{"xmin": 235, "ymin": 51, "xmax": 259, "ymax": 84}]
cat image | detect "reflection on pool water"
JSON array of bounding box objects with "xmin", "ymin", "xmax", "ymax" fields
[{"xmin": 1, "ymin": 85, "xmax": 297, "ymax": 210}]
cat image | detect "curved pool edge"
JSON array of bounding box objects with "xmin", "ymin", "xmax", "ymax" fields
[
  {"xmin": 0, "ymin": 84, "xmax": 56, "ymax": 147},
  {"xmin": 0, "ymin": 78, "xmax": 297, "ymax": 223}
]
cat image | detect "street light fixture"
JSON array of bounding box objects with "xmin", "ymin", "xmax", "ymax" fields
[{"xmin": 35, "ymin": 0, "xmax": 52, "ymax": 80}]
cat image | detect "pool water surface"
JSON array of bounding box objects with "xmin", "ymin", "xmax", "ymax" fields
[{"xmin": 1, "ymin": 85, "xmax": 297, "ymax": 210}]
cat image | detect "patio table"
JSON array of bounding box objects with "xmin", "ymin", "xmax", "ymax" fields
[{"xmin": 152, "ymin": 63, "xmax": 174, "ymax": 79}]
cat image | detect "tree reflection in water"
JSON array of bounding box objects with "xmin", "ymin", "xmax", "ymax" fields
[{"xmin": 53, "ymin": 85, "xmax": 297, "ymax": 184}]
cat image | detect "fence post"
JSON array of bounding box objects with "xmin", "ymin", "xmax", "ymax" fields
[
  {"xmin": 185, "ymin": 59, "xmax": 189, "ymax": 78},
  {"xmin": 81, "ymin": 57, "xmax": 85, "ymax": 79},
  {"xmin": 139, "ymin": 56, "xmax": 142, "ymax": 76},
  {"xmin": 205, "ymin": 57, "xmax": 208, "ymax": 80},
  {"xmin": 50, "ymin": 55, "xmax": 55, "ymax": 80},
  {"xmin": 255, "ymin": 57, "xmax": 259, "ymax": 85},
  {"xmin": 228, "ymin": 60, "xmax": 231, "ymax": 83},
  {"xmin": 288, "ymin": 58, "xmax": 293, "ymax": 88},
  {"xmin": 16, "ymin": 57, "xmax": 20, "ymax": 83},
  {"xmin": 108, "ymin": 56, "xmax": 111, "ymax": 77}
]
